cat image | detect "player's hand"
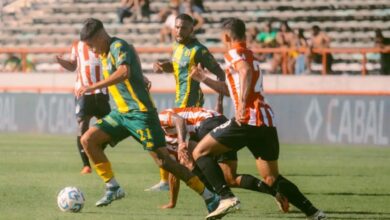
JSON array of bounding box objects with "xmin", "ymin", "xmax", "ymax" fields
[
  {"xmin": 153, "ymin": 62, "xmax": 164, "ymax": 73},
  {"xmin": 75, "ymin": 85, "xmax": 91, "ymax": 99},
  {"xmin": 55, "ymin": 55, "xmax": 64, "ymax": 63},
  {"xmin": 235, "ymin": 103, "xmax": 247, "ymax": 126},
  {"xmin": 190, "ymin": 63, "xmax": 208, "ymax": 82},
  {"xmin": 177, "ymin": 142, "xmax": 191, "ymax": 168}
]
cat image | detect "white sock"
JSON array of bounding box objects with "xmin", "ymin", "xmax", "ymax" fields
[
  {"xmin": 106, "ymin": 177, "xmax": 119, "ymax": 188},
  {"xmin": 201, "ymin": 187, "xmax": 214, "ymax": 200}
]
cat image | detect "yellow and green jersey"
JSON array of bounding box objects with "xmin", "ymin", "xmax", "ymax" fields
[
  {"xmin": 101, "ymin": 37, "xmax": 155, "ymax": 113},
  {"xmin": 172, "ymin": 39, "xmax": 224, "ymax": 108}
]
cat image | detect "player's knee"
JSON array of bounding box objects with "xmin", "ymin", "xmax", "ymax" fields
[
  {"xmin": 192, "ymin": 144, "xmax": 208, "ymax": 161},
  {"xmin": 80, "ymin": 133, "xmax": 95, "ymax": 152}
]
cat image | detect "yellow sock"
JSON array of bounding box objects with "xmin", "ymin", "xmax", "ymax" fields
[
  {"xmin": 186, "ymin": 176, "xmax": 205, "ymax": 194},
  {"xmin": 95, "ymin": 162, "xmax": 114, "ymax": 183},
  {"xmin": 160, "ymin": 168, "xmax": 169, "ymax": 183}
]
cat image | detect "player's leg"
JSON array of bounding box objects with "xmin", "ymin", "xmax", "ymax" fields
[
  {"xmin": 193, "ymin": 133, "xmax": 241, "ymax": 220},
  {"xmin": 218, "ymin": 152, "xmax": 276, "ymax": 197},
  {"xmin": 77, "ymin": 116, "xmax": 92, "ymax": 174},
  {"xmin": 75, "ymin": 95, "xmax": 93, "ymax": 174},
  {"xmin": 251, "ymin": 126, "xmax": 325, "ymax": 218},
  {"xmin": 150, "ymin": 146, "xmax": 219, "ymax": 213},
  {"xmin": 81, "ymin": 111, "xmax": 130, "ymax": 207},
  {"xmin": 129, "ymin": 110, "xmax": 219, "ymax": 213},
  {"xmin": 144, "ymin": 168, "xmax": 170, "ymax": 192}
]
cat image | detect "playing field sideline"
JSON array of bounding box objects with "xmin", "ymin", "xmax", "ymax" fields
[{"xmin": 0, "ymin": 134, "xmax": 389, "ymax": 220}]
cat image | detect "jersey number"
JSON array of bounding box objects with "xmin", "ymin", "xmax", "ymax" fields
[{"xmin": 137, "ymin": 128, "xmax": 152, "ymax": 141}]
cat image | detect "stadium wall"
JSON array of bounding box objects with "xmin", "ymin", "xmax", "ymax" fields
[{"xmin": 0, "ymin": 74, "xmax": 389, "ymax": 147}]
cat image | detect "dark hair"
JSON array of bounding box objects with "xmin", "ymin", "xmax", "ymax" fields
[
  {"xmin": 80, "ymin": 18, "xmax": 104, "ymax": 41},
  {"xmin": 312, "ymin": 25, "xmax": 320, "ymax": 32},
  {"xmin": 280, "ymin": 21, "xmax": 292, "ymax": 32},
  {"xmin": 222, "ymin": 18, "xmax": 246, "ymax": 40},
  {"xmin": 176, "ymin": 13, "xmax": 194, "ymax": 25}
]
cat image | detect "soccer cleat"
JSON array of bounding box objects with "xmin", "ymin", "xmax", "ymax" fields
[
  {"xmin": 80, "ymin": 166, "xmax": 92, "ymax": 175},
  {"xmin": 144, "ymin": 181, "xmax": 169, "ymax": 192},
  {"xmin": 205, "ymin": 197, "xmax": 240, "ymax": 220},
  {"xmin": 95, "ymin": 186, "xmax": 125, "ymax": 207},
  {"xmin": 205, "ymin": 193, "xmax": 220, "ymax": 213},
  {"xmin": 275, "ymin": 192, "xmax": 289, "ymax": 213},
  {"xmin": 307, "ymin": 210, "xmax": 327, "ymax": 220}
]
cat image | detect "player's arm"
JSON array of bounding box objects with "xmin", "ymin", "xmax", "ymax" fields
[
  {"xmin": 236, "ymin": 60, "xmax": 252, "ymax": 125},
  {"xmin": 76, "ymin": 64, "xmax": 129, "ymax": 98},
  {"xmin": 190, "ymin": 63, "xmax": 230, "ymax": 96},
  {"xmin": 56, "ymin": 56, "xmax": 77, "ymax": 72},
  {"xmin": 161, "ymin": 172, "xmax": 180, "ymax": 209},
  {"xmin": 197, "ymin": 49, "xmax": 226, "ymax": 112},
  {"xmin": 321, "ymin": 33, "xmax": 331, "ymax": 47},
  {"xmin": 169, "ymin": 113, "xmax": 194, "ymax": 168},
  {"xmin": 153, "ymin": 61, "xmax": 174, "ymax": 73}
]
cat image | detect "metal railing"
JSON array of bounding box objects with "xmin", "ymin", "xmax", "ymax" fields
[{"xmin": 0, "ymin": 47, "xmax": 389, "ymax": 75}]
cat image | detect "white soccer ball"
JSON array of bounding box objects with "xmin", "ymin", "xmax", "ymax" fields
[{"xmin": 57, "ymin": 186, "xmax": 85, "ymax": 213}]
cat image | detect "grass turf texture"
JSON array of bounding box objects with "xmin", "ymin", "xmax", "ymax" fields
[{"xmin": 0, "ymin": 134, "xmax": 389, "ymax": 220}]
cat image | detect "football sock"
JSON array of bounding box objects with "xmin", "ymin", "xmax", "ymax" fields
[
  {"xmin": 186, "ymin": 175, "xmax": 206, "ymax": 195},
  {"xmin": 273, "ymin": 175, "xmax": 318, "ymax": 216},
  {"xmin": 106, "ymin": 177, "xmax": 119, "ymax": 188},
  {"xmin": 195, "ymin": 155, "xmax": 235, "ymax": 199},
  {"xmin": 77, "ymin": 136, "xmax": 90, "ymax": 167},
  {"xmin": 160, "ymin": 168, "xmax": 169, "ymax": 183},
  {"xmin": 95, "ymin": 162, "xmax": 114, "ymax": 183},
  {"xmin": 201, "ymin": 187, "xmax": 215, "ymax": 200},
  {"xmin": 192, "ymin": 165, "xmax": 215, "ymax": 192},
  {"xmin": 239, "ymin": 174, "xmax": 276, "ymax": 196}
]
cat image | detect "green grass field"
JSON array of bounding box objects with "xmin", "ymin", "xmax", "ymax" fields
[{"xmin": 0, "ymin": 134, "xmax": 389, "ymax": 220}]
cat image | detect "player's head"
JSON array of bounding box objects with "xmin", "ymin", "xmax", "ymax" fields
[
  {"xmin": 221, "ymin": 18, "xmax": 246, "ymax": 47},
  {"xmin": 174, "ymin": 13, "xmax": 194, "ymax": 44},
  {"xmin": 80, "ymin": 18, "xmax": 108, "ymax": 54},
  {"xmin": 312, "ymin": 25, "xmax": 320, "ymax": 36}
]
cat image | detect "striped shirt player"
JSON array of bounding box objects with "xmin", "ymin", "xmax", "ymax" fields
[
  {"xmin": 159, "ymin": 107, "xmax": 234, "ymax": 160},
  {"xmin": 224, "ymin": 42, "xmax": 275, "ymax": 127},
  {"xmin": 192, "ymin": 19, "xmax": 325, "ymax": 220},
  {"xmin": 56, "ymin": 40, "xmax": 110, "ymax": 175},
  {"xmin": 209, "ymin": 41, "xmax": 280, "ymax": 162},
  {"xmin": 70, "ymin": 40, "xmax": 110, "ymax": 119},
  {"xmin": 172, "ymin": 39, "xmax": 224, "ymax": 107}
]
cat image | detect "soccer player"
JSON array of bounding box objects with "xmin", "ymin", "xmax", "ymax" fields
[
  {"xmin": 190, "ymin": 18, "xmax": 327, "ymax": 220},
  {"xmin": 56, "ymin": 40, "xmax": 110, "ymax": 174},
  {"xmin": 76, "ymin": 18, "xmax": 219, "ymax": 211},
  {"xmin": 158, "ymin": 107, "xmax": 288, "ymax": 212},
  {"xmin": 147, "ymin": 13, "xmax": 225, "ymax": 192}
]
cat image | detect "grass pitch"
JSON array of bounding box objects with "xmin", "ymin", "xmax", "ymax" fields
[{"xmin": 0, "ymin": 134, "xmax": 389, "ymax": 220}]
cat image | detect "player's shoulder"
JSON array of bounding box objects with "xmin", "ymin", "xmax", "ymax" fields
[{"xmin": 110, "ymin": 37, "xmax": 131, "ymax": 51}]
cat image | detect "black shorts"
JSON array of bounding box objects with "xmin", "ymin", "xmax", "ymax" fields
[
  {"xmin": 75, "ymin": 93, "xmax": 111, "ymax": 119},
  {"xmin": 210, "ymin": 119, "xmax": 279, "ymax": 161},
  {"xmin": 189, "ymin": 115, "xmax": 238, "ymax": 162},
  {"xmin": 215, "ymin": 150, "xmax": 238, "ymax": 163},
  {"xmin": 190, "ymin": 115, "xmax": 229, "ymax": 142}
]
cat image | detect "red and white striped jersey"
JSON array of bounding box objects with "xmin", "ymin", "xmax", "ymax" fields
[
  {"xmin": 71, "ymin": 40, "xmax": 106, "ymax": 95},
  {"xmin": 159, "ymin": 107, "xmax": 221, "ymax": 137},
  {"xmin": 224, "ymin": 42, "xmax": 275, "ymax": 127}
]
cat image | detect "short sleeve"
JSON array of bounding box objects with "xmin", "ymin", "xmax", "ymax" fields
[{"xmin": 112, "ymin": 41, "xmax": 132, "ymax": 68}]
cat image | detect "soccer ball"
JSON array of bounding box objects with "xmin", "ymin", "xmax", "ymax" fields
[{"xmin": 57, "ymin": 186, "xmax": 85, "ymax": 212}]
